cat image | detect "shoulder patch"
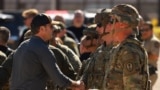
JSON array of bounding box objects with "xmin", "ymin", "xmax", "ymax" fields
[
  {"xmin": 126, "ymin": 63, "xmax": 133, "ymax": 72},
  {"xmin": 123, "ymin": 61, "xmax": 137, "ymax": 76}
]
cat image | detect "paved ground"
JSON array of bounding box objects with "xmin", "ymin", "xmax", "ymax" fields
[{"xmin": 152, "ymin": 59, "xmax": 160, "ymax": 90}]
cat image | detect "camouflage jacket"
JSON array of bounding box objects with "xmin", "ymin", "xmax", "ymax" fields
[
  {"xmin": 56, "ymin": 43, "xmax": 82, "ymax": 75},
  {"xmin": 105, "ymin": 37, "xmax": 150, "ymax": 90},
  {"xmin": 81, "ymin": 44, "xmax": 112, "ymax": 89}
]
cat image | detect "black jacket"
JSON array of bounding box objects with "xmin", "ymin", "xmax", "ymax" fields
[{"xmin": 10, "ymin": 36, "xmax": 72, "ymax": 90}]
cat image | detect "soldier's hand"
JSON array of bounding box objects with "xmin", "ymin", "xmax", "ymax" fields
[{"xmin": 71, "ymin": 80, "xmax": 85, "ymax": 90}]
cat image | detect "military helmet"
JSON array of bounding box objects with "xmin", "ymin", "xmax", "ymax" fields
[
  {"xmin": 94, "ymin": 10, "xmax": 102, "ymax": 24},
  {"xmin": 94, "ymin": 8, "xmax": 111, "ymax": 27},
  {"xmin": 101, "ymin": 8, "xmax": 112, "ymax": 27},
  {"xmin": 111, "ymin": 4, "xmax": 140, "ymax": 27},
  {"xmin": 83, "ymin": 24, "xmax": 98, "ymax": 39}
]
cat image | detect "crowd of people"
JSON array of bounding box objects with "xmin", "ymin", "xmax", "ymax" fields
[{"xmin": 0, "ymin": 3, "xmax": 160, "ymax": 90}]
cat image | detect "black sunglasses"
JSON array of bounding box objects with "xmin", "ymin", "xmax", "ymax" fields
[{"xmin": 97, "ymin": 23, "xmax": 102, "ymax": 28}]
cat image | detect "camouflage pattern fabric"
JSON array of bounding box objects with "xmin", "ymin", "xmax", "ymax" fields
[
  {"xmin": 81, "ymin": 44, "xmax": 112, "ymax": 89},
  {"xmin": 105, "ymin": 37, "xmax": 150, "ymax": 90},
  {"xmin": 94, "ymin": 8, "xmax": 111, "ymax": 27},
  {"xmin": 83, "ymin": 24, "xmax": 98, "ymax": 39},
  {"xmin": 111, "ymin": 4, "xmax": 140, "ymax": 28}
]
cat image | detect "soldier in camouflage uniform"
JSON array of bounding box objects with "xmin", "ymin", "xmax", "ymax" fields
[
  {"xmin": 78, "ymin": 24, "xmax": 101, "ymax": 77},
  {"xmin": 79, "ymin": 24, "xmax": 100, "ymax": 61},
  {"xmin": 80, "ymin": 8, "xmax": 113, "ymax": 89},
  {"xmin": 140, "ymin": 21, "xmax": 160, "ymax": 88},
  {"xmin": 104, "ymin": 4, "xmax": 150, "ymax": 90}
]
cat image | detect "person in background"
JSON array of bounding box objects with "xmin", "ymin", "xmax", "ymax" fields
[
  {"xmin": 140, "ymin": 21, "xmax": 160, "ymax": 88},
  {"xmin": 50, "ymin": 22, "xmax": 82, "ymax": 76},
  {"xmin": 0, "ymin": 52, "xmax": 13, "ymax": 90},
  {"xmin": 54, "ymin": 21, "xmax": 80, "ymax": 56},
  {"xmin": 54, "ymin": 15, "xmax": 79, "ymax": 43},
  {"xmin": 0, "ymin": 26, "xmax": 13, "ymax": 90},
  {"xmin": 18, "ymin": 9, "xmax": 39, "ymax": 44},
  {"xmin": 79, "ymin": 24, "xmax": 100, "ymax": 61},
  {"xmin": 54, "ymin": 15, "xmax": 65, "ymax": 24},
  {"xmin": 67, "ymin": 10, "xmax": 86, "ymax": 42},
  {"xmin": 0, "ymin": 26, "xmax": 13, "ymax": 56},
  {"xmin": 10, "ymin": 14, "xmax": 84, "ymax": 90}
]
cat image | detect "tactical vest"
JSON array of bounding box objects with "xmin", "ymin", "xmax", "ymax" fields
[
  {"xmin": 82, "ymin": 44, "xmax": 112, "ymax": 89},
  {"xmin": 105, "ymin": 38, "xmax": 150, "ymax": 90}
]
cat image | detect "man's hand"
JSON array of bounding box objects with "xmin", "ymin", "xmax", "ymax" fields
[{"xmin": 71, "ymin": 80, "xmax": 85, "ymax": 90}]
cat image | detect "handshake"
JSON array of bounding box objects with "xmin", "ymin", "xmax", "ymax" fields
[{"xmin": 70, "ymin": 80, "xmax": 85, "ymax": 90}]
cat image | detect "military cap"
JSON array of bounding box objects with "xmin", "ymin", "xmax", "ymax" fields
[
  {"xmin": 83, "ymin": 24, "xmax": 98, "ymax": 38},
  {"xmin": 111, "ymin": 4, "xmax": 140, "ymax": 27},
  {"xmin": 57, "ymin": 22, "xmax": 66, "ymax": 30},
  {"xmin": 54, "ymin": 15, "xmax": 65, "ymax": 23},
  {"xmin": 94, "ymin": 8, "xmax": 111, "ymax": 27},
  {"xmin": 52, "ymin": 21, "xmax": 66, "ymax": 30},
  {"xmin": 94, "ymin": 10, "xmax": 102, "ymax": 24}
]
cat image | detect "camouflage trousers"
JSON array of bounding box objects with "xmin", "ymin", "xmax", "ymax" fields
[{"xmin": 150, "ymin": 73, "xmax": 158, "ymax": 90}]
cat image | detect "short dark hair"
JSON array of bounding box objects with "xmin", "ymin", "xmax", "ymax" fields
[
  {"xmin": 0, "ymin": 26, "xmax": 10, "ymax": 44},
  {"xmin": 31, "ymin": 14, "xmax": 52, "ymax": 35}
]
